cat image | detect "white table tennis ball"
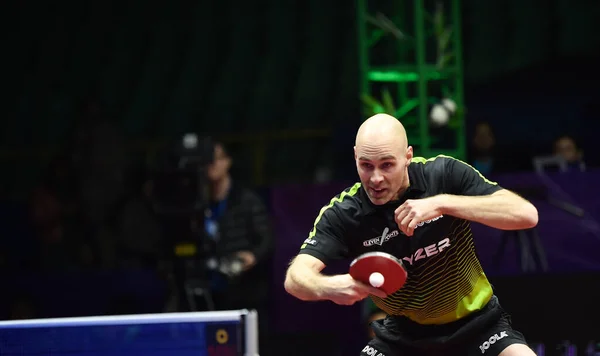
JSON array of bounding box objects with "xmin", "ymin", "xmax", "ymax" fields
[
  {"xmin": 441, "ymin": 98, "xmax": 457, "ymax": 114},
  {"xmin": 430, "ymin": 98, "xmax": 456, "ymax": 126},
  {"xmin": 369, "ymin": 272, "xmax": 385, "ymax": 288}
]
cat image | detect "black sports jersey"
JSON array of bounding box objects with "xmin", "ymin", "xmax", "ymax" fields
[{"xmin": 298, "ymin": 155, "xmax": 503, "ymax": 325}]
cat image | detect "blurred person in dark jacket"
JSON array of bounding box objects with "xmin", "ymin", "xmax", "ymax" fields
[
  {"xmin": 469, "ymin": 122, "xmax": 497, "ymax": 175},
  {"xmin": 553, "ymin": 135, "xmax": 586, "ymax": 171},
  {"xmin": 468, "ymin": 121, "xmax": 521, "ymax": 174},
  {"xmin": 28, "ymin": 155, "xmax": 86, "ymax": 271},
  {"xmin": 205, "ymin": 142, "xmax": 273, "ymax": 305},
  {"xmin": 205, "ymin": 141, "xmax": 274, "ymax": 352}
]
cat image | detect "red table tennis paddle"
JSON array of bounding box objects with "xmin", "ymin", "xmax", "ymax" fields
[{"xmin": 349, "ymin": 252, "xmax": 408, "ymax": 295}]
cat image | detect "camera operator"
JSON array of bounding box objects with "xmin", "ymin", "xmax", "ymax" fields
[
  {"xmin": 205, "ymin": 140, "xmax": 274, "ymax": 353},
  {"xmin": 205, "ymin": 141, "xmax": 273, "ymax": 309},
  {"xmin": 153, "ymin": 135, "xmax": 273, "ymax": 352}
]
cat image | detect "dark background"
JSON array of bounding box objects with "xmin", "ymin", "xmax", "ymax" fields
[
  {"xmin": 2, "ymin": 0, "xmax": 600, "ymax": 355},
  {"xmin": 4, "ymin": 0, "xmax": 600, "ymax": 191}
]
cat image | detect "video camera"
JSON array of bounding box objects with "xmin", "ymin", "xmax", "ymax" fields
[
  {"xmin": 150, "ymin": 133, "xmax": 243, "ymax": 311},
  {"xmin": 152, "ymin": 132, "xmax": 214, "ymax": 250}
]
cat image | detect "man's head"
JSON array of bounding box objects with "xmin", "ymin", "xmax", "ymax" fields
[
  {"xmin": 207, "ymin": 141, "xmax": 232, "ymax": 183},
  {"xmin": 354, "ymin": 114, "xmax": 413, "ymax": 205}
]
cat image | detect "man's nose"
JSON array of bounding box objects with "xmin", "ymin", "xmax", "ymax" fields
[{"xmin": 370, "ymin": 171, "xmax": 384, "ymax": 184}]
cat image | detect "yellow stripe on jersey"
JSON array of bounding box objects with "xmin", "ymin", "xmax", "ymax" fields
[
  {"xmin": 301, "ymin": 183, "xmax": 361, "ymax": 249},
  {"xmin": 412, "ymin": 154, "xmax": 498, "ymax": 186}
]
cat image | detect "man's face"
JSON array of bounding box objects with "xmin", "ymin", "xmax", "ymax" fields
[
  {"xmin": 355, "ymin": 142, "xmax": 412, "ymax": 205},
  {"xmin": 207, "ymin": 144, "xmax": 231, "ymax": 182}
]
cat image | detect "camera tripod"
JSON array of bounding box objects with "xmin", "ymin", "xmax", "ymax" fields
[
  {"xmin": 163, "ymin": 260, "xmax": 217, "ymax": 312},
  {"xmin": 492, "ymin": 227, "xmax": 548, "ymax": 273},
  {"xmin": 183, "ymin": 277, "xmax": 216, "ymax": 311}
]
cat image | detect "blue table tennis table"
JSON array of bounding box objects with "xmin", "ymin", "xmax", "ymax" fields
[{"xmin": 0, "ymin": 309, "xmax": 259, "ymax": 355}]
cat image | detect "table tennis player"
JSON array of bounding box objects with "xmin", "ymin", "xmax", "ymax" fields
[{"xmin": 284, "ymin": 114, "xmax": 539, "ymax": 355}]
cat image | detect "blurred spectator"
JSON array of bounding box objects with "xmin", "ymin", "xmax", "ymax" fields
[
  {"xmin": 467, "ymin": 121, "xmax": 522, "ymax": 174},
  {"xmin": 469, "ymin": 121, "xmax": 497, "ymax": 175},
  {"xmin": 0, "ymin": 188, "xmax": 36, "ymax": 271},
  {"xmin": 27, "ymin": 114, "xmax": 135, "ymax": 271},
  {"xmin": 29, "ymin": 165, "xmax": 84, "ymax": 270},
  {"xmin": 533, "ymin": 135, "xmax": 587, "ymax": 173},
  {"xmin": 205, "ymin": 141, "xmax": 274, "ymax": 352},
  {"xmin": 114, "ymin": 174, "xmax": 162, "ymax": 269},
  {"xmin": 314, "ymin": 148, "xmax": 335, "ymax": 184},
  {"xmin": 68, "ymin": 118, "xmax": 134, "ymax": 269},
  {"xmin": 553, "ymin": 135, "xmax": 585, "ymax": 171}
]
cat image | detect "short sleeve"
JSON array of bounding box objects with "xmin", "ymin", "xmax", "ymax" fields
[
  {"xmin": 298, "ymin": 206, "xmax": 349, "ymax": 265},
  {"xmin": 445, "ymin": 157, "xmax": 503, "ymax": 196}
]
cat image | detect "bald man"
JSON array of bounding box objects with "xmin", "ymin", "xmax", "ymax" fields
[{"xmin": 284, "ymin": 114, "xmax": 539, "ymax": 355}]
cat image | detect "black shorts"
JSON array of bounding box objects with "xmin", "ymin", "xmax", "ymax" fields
[{"xmin": 360, "ymin": 296, "xmax": 530, "ymax": 356}]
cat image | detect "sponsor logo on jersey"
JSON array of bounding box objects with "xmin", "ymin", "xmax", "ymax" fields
[
  {"xmin": 479, "ymin": 331, "xmax": 508, "ymax": 354},
  {"xmin": 363, "ymin": 216, "xmax": 445, "ymax": 247},
  {"xmin": 400, "ymin": 237, "xmax": 451, "ymax": 266},
  {"xmin": 415, "ymin": 215, "xmax": 444, "ymax": 228},
  {"xmin": 363, "ymin": 227, "xmax": 399, "ymax": 247},
  {"xmin": 303, "ymin": 238, "xmax": 318, "ymax": 246}
]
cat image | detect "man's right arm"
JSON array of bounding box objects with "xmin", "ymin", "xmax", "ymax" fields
[
  {"xmin": 284, "ymin": 206, "xmax": 387, "ymax": 304},
  {"xmin": 284, "ymin": 254, "xmax": 386, "ymax": 304},
  {"xmin": 284, "ymin": 254, "xmax": 329, "ymax": 301}
]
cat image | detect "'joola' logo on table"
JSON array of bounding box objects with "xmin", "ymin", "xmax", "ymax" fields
[{"xmin": 479, "ymin": 331, "xmax": 508, "ymax": 353}]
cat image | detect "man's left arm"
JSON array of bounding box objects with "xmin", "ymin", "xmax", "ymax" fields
[{"xmin": 437, "ymin": 157, "xmax": 538, "ymax": 230}]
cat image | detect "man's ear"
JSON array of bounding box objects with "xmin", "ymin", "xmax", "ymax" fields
[
  {"xmin": 406, "ymin": 146, "xmax": 414, "ymax": 166},
  {"xmin": 353, "ymin": 146, "xmax": 357, "ymax": 160}
]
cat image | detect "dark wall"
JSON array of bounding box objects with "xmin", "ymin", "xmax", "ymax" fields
[
  {"xmin": 6, "ymin": 0, "xmax": 600, "ymax": 140},
  {"xmin": 4, "ymin": 0, "xmax": 600, "ymax": 190}
]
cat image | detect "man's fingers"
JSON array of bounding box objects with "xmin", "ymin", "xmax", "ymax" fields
[
  {"xmin": 356, "ymin": 281, "xmax": 388, "ymax": 299},
  {"xmin": 397, "ymin": 199, "xmax": 412, "ymax": 210},
  {"xmin": 400, "ymin": 213, "xmax": 413, "ymax": 235},
  {"xmin": 400, "ymin": 213, "xmax": 412, "ymax": 228},
  {"xmin": 369, "ymin": 287, "xmax": 388, "ymax": 299},
  {"xmin": 336, "ymin": 300, "xmax": 355, "ymax": 306},
  {"xmin": 394, "ymin": 204, "xmax": 406, "ymax": 216},
  {"xmin": 405, "ymin": 218, "xmax": 417, "ymax": 236},
  {"xmin": 395, "ymin": 207, "xmax": 409, "ymax": 225}
]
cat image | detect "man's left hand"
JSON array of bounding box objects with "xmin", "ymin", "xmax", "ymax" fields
[
  {"xmin": 236, "ymin": 250, "xmax": 257, "ymax": 271},
  {"xmin": 394, "ymin": 196, "xmax": 444, "ymax": 236}
]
